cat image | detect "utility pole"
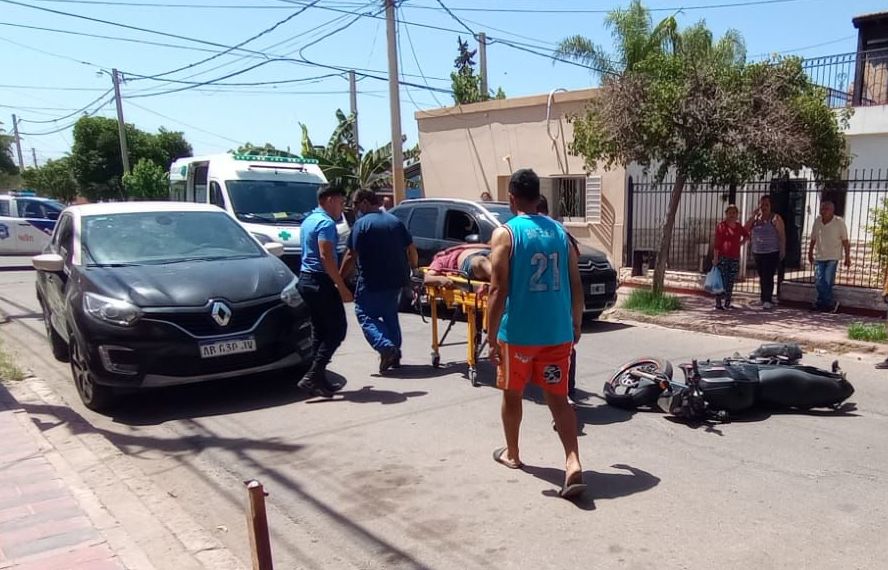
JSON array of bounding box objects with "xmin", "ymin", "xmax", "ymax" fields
[
  {"xmin": 31, "ymin": 147, "xmax": 37, "ymax": 168},
  {"xmin": 478, "ymin": 32, "xmax": 488, "ymax": 100},
  {"xmin": 384, "ymin": 0, "xmax": 405, "ymax": 205},
  {"xmin": 111, "ymin": 68, "xmax": 130, "ymax": 174},
  {"xmin": 11, "ymin": 114, "xmax": 24, "ymax": 170},
  {"xmin": 348, "ymin": 70, "xmax": 360, "ymax": 155}
]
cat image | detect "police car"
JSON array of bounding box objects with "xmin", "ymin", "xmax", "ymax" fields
[{"xmin": 0, "ymin": 191, "xmax": 64, "ymax": 255}]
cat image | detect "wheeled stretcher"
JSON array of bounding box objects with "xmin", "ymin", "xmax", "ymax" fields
[{"xmin": 413, "ymin": 269, "xmax": 489, "ymax": 386}]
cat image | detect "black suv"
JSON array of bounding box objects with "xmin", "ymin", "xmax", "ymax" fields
[{"xmin": 389, "ymin": 199, "xmax": 618, "ymax": 317}]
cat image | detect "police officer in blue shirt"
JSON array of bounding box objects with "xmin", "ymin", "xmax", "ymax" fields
[
  {"xmin": 340, "ymin": 189, "xmax": 418, "ymax": 372},
  {"xmin": 297, "ymin": 186, "xmax": 353, "ymax": 398}
]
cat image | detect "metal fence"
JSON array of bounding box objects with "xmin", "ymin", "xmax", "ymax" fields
[
  {"xmin": 626, "ymin": 171, "xmax": 888, "ymax": 294},
  {"xmin": 802, "ymin": 47, "xmax": 888, "ymax": 108}
]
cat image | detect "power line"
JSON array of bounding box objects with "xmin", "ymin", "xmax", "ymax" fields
[
  {"xmin": 0, "ymin": 35, "xmax": 106, "ymax": 68},
  {"xmin": 29, "ymin": 0, "xmax": 368, "ymax": 7},
  {"xmin": 401, "ymin": 6, "xmax": 445, "ymax": 108},
  {"xmin": 19, "ymin": 96, "xmax": 113, "ymax": 136},
  {"xmin": 0, "ymin": 84, "xmax": 108, "ymax": 91},
  {"xmin": 123, "ymin": 100, "xmax": 243, "ymax": 145},
  {"xmin": 407, "ymin": 0, "xmax": 810, "ymax": 14},
  {"xmin": 139, "ymin": 0, "xmax": 322, "ymax": 81},
  {"xmin": 0, "ymin": 0, "xmax": 271, "ymax": 58},
  {"xmin": 433, "ymin": 0, "xmax": 473, "ymax": 36},
  {"xmin": 123, "ymin": 71, "xmax": 342, "ymax": 87},
  {"xmin": 20, "ymin": 88, "xmax": 114, "ymax": 124},
  {"xmin": 0, "ymin": 21, "xmax": 252, "ymax": 56}
]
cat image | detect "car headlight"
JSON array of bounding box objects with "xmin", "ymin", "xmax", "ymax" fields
[
  {"xmin": 252, "ymin": 232, "xmax": 273, "ymax": 245},
  {"xmin": 83, "ymin": 292, "xmax": 142, "ymax": 326},
  {"xmin": 281, "ymin": 277, "xmax": 302, "ymax": 307}
]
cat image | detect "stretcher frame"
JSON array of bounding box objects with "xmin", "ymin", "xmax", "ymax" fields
[{"xmin": 415, "ymin": 269, "xmax": 489, "ymax": 387}]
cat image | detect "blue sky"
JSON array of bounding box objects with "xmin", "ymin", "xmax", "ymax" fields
[{"xmin": 1, "ymin": 0, "xmax": 885, "ymax": 166}]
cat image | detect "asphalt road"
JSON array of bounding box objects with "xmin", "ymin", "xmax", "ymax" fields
[{"xmin": 0, "ymin": 270, "xmax": 886, "ymax": 570}]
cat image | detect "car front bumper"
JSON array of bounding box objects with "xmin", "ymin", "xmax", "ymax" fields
[{"xmin": 75, "ymin": 301, "xmax": 312, "ymax": 388}]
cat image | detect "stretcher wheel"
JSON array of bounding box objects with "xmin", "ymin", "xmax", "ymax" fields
[
  {"xmin": 468, "ymin": 367, "xmax": 478, "ymax": 387},
  {"xmin": 431, "ymin": 353, "xmax": 441, "ymax": 368}
]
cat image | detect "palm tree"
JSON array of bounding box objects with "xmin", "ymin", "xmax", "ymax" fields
[
  {"xmin": 555, "ymin": 0, "xmax": 679, "ymax": 80},
  {"xmin": 555, "ymin": 0, "xmax": 745, "ymax": 80},
  {"xmin": 300, "ymin": 110, "xmax": 393, "ymax": 199}
]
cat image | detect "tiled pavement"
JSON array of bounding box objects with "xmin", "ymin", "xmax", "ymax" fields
[{"xmin": 0, "ymin": 400, "xmax": 124, "ymax": 570}]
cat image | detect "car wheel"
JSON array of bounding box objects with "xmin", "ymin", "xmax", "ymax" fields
[
  {"xmin": 40, "ymin": 301, "xmax": 69, "ymax": 362},
  {"xmin": 68, "ymin": 332, "xmax": 115, "ymax": 412}
]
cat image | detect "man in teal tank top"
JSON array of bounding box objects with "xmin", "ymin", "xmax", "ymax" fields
[{"xmin": 486, "ymin": 169, "xmax": 586, "ymax": 499}]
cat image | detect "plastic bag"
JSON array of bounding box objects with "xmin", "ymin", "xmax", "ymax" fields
[{"xmin": 704, "ymin": 267, "xmax": 725, "ymax": 295}]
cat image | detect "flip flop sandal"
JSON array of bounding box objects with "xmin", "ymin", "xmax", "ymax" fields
[
  {"xmin": 559, "ymin": 482, "xmax": 587, "ymax": 500},
  {"xmin": 492, "ymin": 447, "xmax": 523, "ymax": 470}
]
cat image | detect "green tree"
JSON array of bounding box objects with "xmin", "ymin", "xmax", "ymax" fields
[
  {"xmin": 300, "ymin": 110, "xmax": 394, "ymax": 199},
  {"xmin": 0, "ymin": 127, "xmax": 19, "ymax": 177},
  {"xmin": 69, "ymin": 116, "xmax": 191, "ymax": 201},
  {"xmin": 564, "ymin": 3, "xmax": 849, "ymax": 294},
  {"xmin": 450, "ymin": 37, "xmax": 506, "ymax": 105},
  {"xmin": 20, "ymin": 158, "xmax": 80, "ymax": 203},
  {"xmin": 122, "ymin": 158, "xmax": 168, "ymax": 201}
]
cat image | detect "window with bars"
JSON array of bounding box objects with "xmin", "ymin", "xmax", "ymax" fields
[{"xmin": 551, "ymin": 175, "xmax": 602, "ymax": 223}]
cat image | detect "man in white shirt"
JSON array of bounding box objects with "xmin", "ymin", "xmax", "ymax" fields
[{"xmin": 807, "ymin": 200, "xmax": 850, "ymax": 312}]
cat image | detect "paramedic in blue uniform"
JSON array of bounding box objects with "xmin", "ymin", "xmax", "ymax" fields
[
  {"xmin": 486, "ymin": 169, "xmax": 587, "ymax": 499},
  {"xmin": 297, "ymin": 185, "xmax": 353, "ymax": 398},
  {"xmin": 340, "ymin": 189, "xmax": 418, "ymax": 372}
]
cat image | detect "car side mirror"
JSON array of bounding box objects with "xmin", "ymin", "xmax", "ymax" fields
[
  {"xmin": 33, "ymin": 253, "xmax": 65, "ymax": 273},
  {"xmin": 264, "ymin": 242, "xmax": 285, "ymax": 257},
  {"xmin": 464, "ymin": 233, "xmax": 481, "ymax": 244}
]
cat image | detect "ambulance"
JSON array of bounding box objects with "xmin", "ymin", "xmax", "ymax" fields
[
  {"xmin": 169, "ymin": 153, "xmax": 349, "ymax": 273},
  {"xmin": 0, "ymin": 191, "xmax": 64, "ymax": 255}
]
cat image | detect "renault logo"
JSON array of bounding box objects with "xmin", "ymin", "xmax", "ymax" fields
[{"xmin": 210, "ymin": 301, "xmax": 232, "ymax": 327}]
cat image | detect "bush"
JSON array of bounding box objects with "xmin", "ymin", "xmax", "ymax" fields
[
  {"xmin": 622, "ymin": 289, "xmax": 682, "ymax": 315},
  {"xmin": 847, "ymin": 321, "xmax": 888, "ymax": 343}
]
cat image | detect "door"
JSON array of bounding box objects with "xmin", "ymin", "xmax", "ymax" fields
[
  {"xmin": 14, "ymin": 199, "xmax": 58, "ymax": 255},
  {"xmin": 405, "ymin": 206, "xmax": 441, "ymax": 266},
  {"xmin": 43, "ymin": 214, "xmax": 75, "ymax": 340},
  {"xmin": 209, "ymin": 181, "xmax": 227, "ymax": 211},
  {"xmin": 769, "ymin": 179, "xmax": 806, "ymax": 270},
  {"xmin": 0, "ymin": 199, "xmax": 18, "ymax": 254}
]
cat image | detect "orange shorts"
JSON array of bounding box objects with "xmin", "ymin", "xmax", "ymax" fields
[{"xmin": 496, "ymin": 341, "xmax": 573, "ymax": 396}]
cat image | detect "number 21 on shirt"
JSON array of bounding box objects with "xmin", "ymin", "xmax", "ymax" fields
[{"xmin": 530, "ymin": 252, "xmax": 560, "ymax": 291}]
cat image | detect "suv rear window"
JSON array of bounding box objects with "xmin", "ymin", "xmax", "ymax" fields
[{"xmin": 407, "ymin": 207, "xmax": 438, "ymax": 239}]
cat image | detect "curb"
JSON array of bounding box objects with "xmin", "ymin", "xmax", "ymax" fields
[{"xmin": 604, "ymin": 308, "xmax": 884, "ymax": 355}]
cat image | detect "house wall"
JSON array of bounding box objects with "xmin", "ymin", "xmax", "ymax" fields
[{"xmin": 415, "ymin": 89, "xmax": 627, "ymax": 264}]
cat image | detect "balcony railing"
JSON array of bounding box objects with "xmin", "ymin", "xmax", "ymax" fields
[{"xmin": 803, "ymin": 47, "xmax": 888, "ymax": 108}]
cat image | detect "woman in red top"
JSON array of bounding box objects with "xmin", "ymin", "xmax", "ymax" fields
[{"xmin": 712, "ymin": 204, "xmax": 749, "ymax": 310}]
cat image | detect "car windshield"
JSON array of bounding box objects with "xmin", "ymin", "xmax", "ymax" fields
[
  {"xmin": 483, "ymin": 204, "xmax": 516, "ymax": 224},
  {"xmin": 227, "ymin": 179, "xmax": 319, "ymax": 224},
  {"xmin": 82, "ymin": 211, "xmax": 263, "ymax": 266}
]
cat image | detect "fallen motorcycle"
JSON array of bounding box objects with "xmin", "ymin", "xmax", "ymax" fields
[{"xmin": 604, "ymin": 343, "xmax": 855, "ymax": 422}]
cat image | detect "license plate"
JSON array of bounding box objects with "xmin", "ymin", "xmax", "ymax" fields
[
  {"xmin": 589, "ymin": 283, "xmax": 606, "ymax": 295},
  {"xmin": 199, "ymin": 336, "xmax": 256, "ymax": 359}
]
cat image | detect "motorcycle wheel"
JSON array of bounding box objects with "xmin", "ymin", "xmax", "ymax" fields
[{"xmin": 604, "ymin": 358, "xmax": 673, "ymax": 410}]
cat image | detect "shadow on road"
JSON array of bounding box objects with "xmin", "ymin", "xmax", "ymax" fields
[
  {"xmin": 582, "ymin": 319, "xmax": 633, "ymax": 334},
  {"xmin": 105, "ymin": 372, "xmax": 314, "ymax": 426},
  {"xmin": 20, "ymin": 400, "xmax": 306, "ymax": 457},
  {"xmin": 522, "ymin": 463, "xmax": 661, "ymax": 511},
  {"xmin": 665, "ymin": 401, "xmax": 860, "ymax": 435}
]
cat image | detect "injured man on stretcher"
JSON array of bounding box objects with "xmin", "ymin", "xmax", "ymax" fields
[{"xmin": 424, "ymin": 244, "xmax": 492, "ymax": 287}]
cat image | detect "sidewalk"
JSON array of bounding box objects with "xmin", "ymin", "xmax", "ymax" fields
[
  {"xmin": 0, "ymin": 388, "xmax": 124, "ymax": 570},
  {"xmin": 606, "ymin": 289, "xmax": 888, "ymax": 355}
]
